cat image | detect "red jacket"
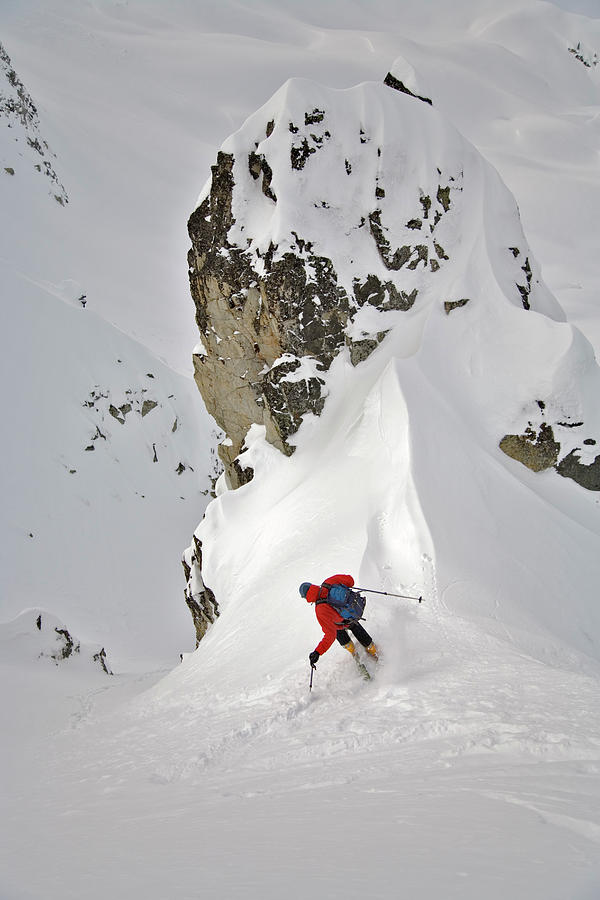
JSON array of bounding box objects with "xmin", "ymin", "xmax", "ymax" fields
[{"xmin": 306, "ymin": 574, "xmax": 355, "ymax": 656}]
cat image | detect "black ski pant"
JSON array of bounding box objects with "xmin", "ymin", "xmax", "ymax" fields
[{"xmin": 336, "ymin": 622, "xmax": 373, "ymax": 649}]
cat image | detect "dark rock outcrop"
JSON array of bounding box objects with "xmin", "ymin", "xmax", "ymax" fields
[
  {"xmin": 500, "ymin": 417, "xmax": 600, "ymax": 491},
  {"xmin": 187, "ymin": 151, "xmax": 351, "ymax": 486},
  {"xmin": 383, "ymin": 71, "xmax": 433, "ymax": 106},
  {"xmin": 182, "ymin": 536, "xmax": 220, "ymax": 646},
  {"xmin": 556, "ymin": 449, "xmax": 600, "ymax": 490},
  {"xmin": 500, "ymin": 423, "xmax": 561, "ymax": 473}
]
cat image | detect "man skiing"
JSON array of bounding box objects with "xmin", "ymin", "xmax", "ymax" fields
[{"xmin": 299, "ymin": 573, "xmax": 379, "ymax": 670}]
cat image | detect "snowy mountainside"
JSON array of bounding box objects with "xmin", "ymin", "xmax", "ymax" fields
[
  {"xmin": 0, "ymin": 25, "xmax": 220, "ymax": 667},
  {"xmin": 1, "ymin": 1, "xmax": 600, "ymax": 898},
  {"xmin": 0, "ymin": 262, "xmax": 218, "ymax": 667}
]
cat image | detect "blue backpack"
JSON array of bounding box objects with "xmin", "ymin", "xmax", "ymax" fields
[{"xmin": 317, "ymin": 582, "xmax": 366, "ymax": 624}]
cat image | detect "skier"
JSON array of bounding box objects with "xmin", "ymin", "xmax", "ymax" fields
[{"xmin": 299, "ymin": 573, "xmax": 379, "ymax": 669}]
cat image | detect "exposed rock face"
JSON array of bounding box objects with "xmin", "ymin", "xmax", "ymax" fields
[
  {"xmin": 188, "ymin": 150, "xmax": 338, "ymax": 485},
  {"xmin": 182, "ymin": 536, "xmax": 220, "ymax": 647},
  {"xmin": 187, "ymin": 78, "xmax": 540, "ymax": 490},
  {"xmin": 444, "ymin": 298, "xmax": 471, "ymax": 315},
  {"xmin": 500, "ymin": 417, "xmax": 600, "ymax": 490},
  {"xmin": 500, "ymin": 423, "xmax": 561, "ymax": 473},
  {"xmin": 557, "ymin": 449, "xmax": 600, "ymax": 490},
  {"xmin": 383, "ymin": 71, "xmax": 433, "ymax": 106}
]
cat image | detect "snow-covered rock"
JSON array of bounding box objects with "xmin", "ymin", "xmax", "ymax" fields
[
  {"xmin": 186, "ymin": 74, "xmax": 600, "ymax": 663},
  {"xmin": 0, "ymin": 608, "xmax": 112, "ymax": 673},
  {"xmin": 0, "ymin": 41, "xmax": 67, "ymax": 205},
  {"xmin": 188, "ymin": 74, "xmax": 600, "ymax": 499}
]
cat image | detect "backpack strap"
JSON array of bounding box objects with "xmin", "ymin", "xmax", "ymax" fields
[{"xmin": 314, "ymin": 582, "xmax": 330, "ymax": 606}]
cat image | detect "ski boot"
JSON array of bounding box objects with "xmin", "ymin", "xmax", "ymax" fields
[{"xmin": 365, "ymin": 641, "xmax": 379, "ymax": 662}]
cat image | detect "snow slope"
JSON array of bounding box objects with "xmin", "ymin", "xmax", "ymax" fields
[
  {"xmin": 2, "ymin": 591, "xmax": 599, "ymax": 900},
  {"xmin": 1, "ymin": 0, "xmax": 600, "ymax": 898},
  {"xmin": 0, "ymin": 262, "xmax": 219, "ymax": 667},
  {"xmin": 386, "ymin": 2, "xmax": 600, "ymax": 353}
]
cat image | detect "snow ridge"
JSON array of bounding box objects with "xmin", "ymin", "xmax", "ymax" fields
[{"xmin": 0, "ymin": 41, "xmax": 68, "ymax": 204}]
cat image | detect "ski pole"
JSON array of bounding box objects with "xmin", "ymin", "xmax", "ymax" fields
[
  {"xmin": 309, "ymin": 664, "xmax": 315, "ymax": 692},
  {"xmin": 354, "ymin": 587, "xmax": 424, "ymax": 603}
]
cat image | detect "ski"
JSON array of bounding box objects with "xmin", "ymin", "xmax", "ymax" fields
[{"xmin": 354, "ymin": 655, "xmax": 371, "ymax": 680}]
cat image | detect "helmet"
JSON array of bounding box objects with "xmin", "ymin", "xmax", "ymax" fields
[{"xmin": 299, "ymin": 582, "xmax": 311, "ymax": 598}]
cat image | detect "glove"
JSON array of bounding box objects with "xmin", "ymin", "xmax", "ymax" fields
[{"xmin": 309, "ymin": 650, "xmax": 320, "ymax": 667}]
